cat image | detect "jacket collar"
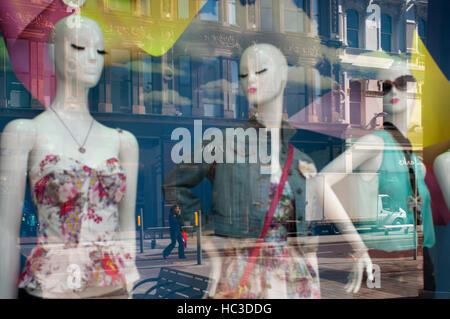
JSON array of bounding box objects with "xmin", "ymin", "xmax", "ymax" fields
[{"xmin": 245, "ymin": 114, "xmax": 296, "ymax": 147}]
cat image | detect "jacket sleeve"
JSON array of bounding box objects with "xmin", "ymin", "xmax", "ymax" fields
[{"xmin": 162, "ymin": 160, "xmax": 215, "ymax": 224}]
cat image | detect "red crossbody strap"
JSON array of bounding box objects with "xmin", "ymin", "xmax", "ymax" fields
[{"xmin": 237, "ymin": 143, "xmax": 294, "ymax": 295}]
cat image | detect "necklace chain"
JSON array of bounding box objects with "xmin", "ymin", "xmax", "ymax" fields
[{"xmin": 49, "ymin": 106, "xmax": 94, "ymax": 153}]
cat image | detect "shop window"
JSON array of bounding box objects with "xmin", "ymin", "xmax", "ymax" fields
[
  {"xmin": 381, "ymin": 13, "xmax": 392, "ymax": 52},
  {"xmin": 346, "ymin": 9, "xmax": 359, "ymax": 48},
  {"xmin": 284, "ymin": 0, "xmax": 305, "ymax": 33},
  {"xmin": 200, "ymin": 0, "xmax": 219, "ymax": 21},
  {"xmin": 261, "ymin": 0, "xmax": 273, "ymax": 31}
]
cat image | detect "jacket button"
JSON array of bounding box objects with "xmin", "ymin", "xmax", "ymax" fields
[
  {"xmin": 297, "ymin": 216, "xmax": 303, "ymax": 221},
  {"xmin": 297, "ymin": 188, "xmax": 303, "ymax": 194},
  {"xmin": 288, "ymin": 169, "xmax": 293, "ymax": 175},
  {"xmin": 252, "ymin": 201, "xmax": 264, "ymax": 207}
]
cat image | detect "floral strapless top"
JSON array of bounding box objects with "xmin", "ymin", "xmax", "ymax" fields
[{"xmin": 19, "ymin": 154, "xmax": 139, "ymax": 297}]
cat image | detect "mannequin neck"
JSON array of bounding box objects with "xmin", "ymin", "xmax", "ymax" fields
[
  {"xmin": 255, "ymin": 94, "xmax": 284, "ymax": 129},
  {"xmin": 51, "ymin": 78, "xmax": 91, "ymax": 118},
  {"xmin": 384, "ymin": 109, "xmax": 408, "ymax": 137}
]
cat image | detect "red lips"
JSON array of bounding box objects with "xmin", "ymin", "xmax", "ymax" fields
[
  {"xmin": 390, "ymin": 98, "xmax": 399, "ymax": 104},
  {"xmin": 248, "ymin": 88, "xmax": 257, "ymax": 93}
]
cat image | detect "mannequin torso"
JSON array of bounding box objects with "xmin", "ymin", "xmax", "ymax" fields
[{"xmin": 0, "ymin": 16, "xmax": 139, "ymax": 298}]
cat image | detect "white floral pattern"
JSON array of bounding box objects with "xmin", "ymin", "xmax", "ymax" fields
[{"xmin": 19, "ymin": 155, "xmax": 139, "ymax": 296}]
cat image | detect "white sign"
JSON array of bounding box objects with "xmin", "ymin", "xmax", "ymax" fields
[{"xmin": 365, "ymin": 3, "xmax": 381, "ymax": 50}]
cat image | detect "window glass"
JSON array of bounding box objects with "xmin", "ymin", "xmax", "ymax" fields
[{"xmin": 201, "ymin": 0, "xmax": 219, "ymax": 21}]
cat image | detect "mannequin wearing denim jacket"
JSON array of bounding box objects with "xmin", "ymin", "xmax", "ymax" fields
[{"xmin": 163, "ymin": 44, "xmax": 373, "ymax": 298}]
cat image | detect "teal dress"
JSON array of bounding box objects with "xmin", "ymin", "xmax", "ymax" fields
[{"xmin": 363, "ymin": 130, "xmax": 435, "ymax": 251}]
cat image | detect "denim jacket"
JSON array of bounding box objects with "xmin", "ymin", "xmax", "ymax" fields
[{"xmin": 162, "ymin": 117, "xmax": 317, "ymax": 239}]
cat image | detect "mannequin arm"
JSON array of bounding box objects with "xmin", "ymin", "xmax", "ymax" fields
[
  {"xmin": 312, "ymin": 177, "xmax": 374, "ymax": 293},
  {"xmin": 434, "ymin": 151, "xmax": 450, "ymax": 210},
  {"xmin": 321, "ymin": 134, "xmax": 384, "ymax": 186},
  {"xmin": 0, "ymin": 119, "xmax": 35, "ymax": 298},
  {"xmin": 117, "ymin": 130, "xmax": 139, "ymax": 292}
]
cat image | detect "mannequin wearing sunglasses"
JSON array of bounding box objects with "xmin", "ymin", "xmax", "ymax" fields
[{"xmin": 321, "ymin": 58, "xmax": 435, "ymax": 254}]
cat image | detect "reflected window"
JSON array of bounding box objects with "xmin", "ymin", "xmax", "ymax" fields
[
  {"xmin": 201, "ymin": 0, "xmax": 219, "ymax": 21},
  {"xmin": 349, "ymin": 81, "xmax": 362, "ymax": 125},
  {"xmin": 201, "ymin": 57, "xmax": 222, "ymax": 117},
  {"xmin": 110, "ymin": 49, "xmax": 132, "ymax": 113},
  {"xmin": 314, "ymin": 69, "xmax": 323, "ymax": 121},
  {"xmin": 261, "ymin": 0, "xmax": 273, "ymax": 31},
  {"xmin": 346, "ymin": 9, "xmax": 359, "ymax": 48},
  {"xmin": 312, "ymin": 0, "xmax": 320, "ymax": 35},
  {"xmin": 108, "ymin": 0, "xmax": 131, "ymax": 11},
  {"xmin": 381, "ymin": 13, "xmax": 392, "ymax": 52},
  {"xmin": 285, "ymin": 65, "xmax": 306, "ymax": 119},
  {"xmin": 6, "ymin": 38, "xmax": 31, "ymax": 108},
  {"xmin": 178, "ymin": 56, "xmax": 192, "ymax": 115},
  {"xmin": 231, "ymin": 60, "xmax": 239, "ymax": 118},
  {"xmin": 142, "ymin": 54, "xmax": 152, "ymax": 112},
  {"xmin": 178, "ymin": 0, "xmax": 189, "ymax": 19},
  {"xmin": 418, "ymin": 18, "xmax": 426, "ymax": 44},
  {"xmin": 162, "ymin": 0, "xmax": 174, "ymax": 18},
  {"xmin": 139, "ymin": 0, "xmax": 151, "ymax": 15},
  {"xmin": 227, "ymin": 0, "xmax": 237, "ymax": 25},
  {"xmin": 284, "ymin": 0, "xmax": 305, "ymax": 32}
]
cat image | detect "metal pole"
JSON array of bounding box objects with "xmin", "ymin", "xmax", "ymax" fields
[
  {"xmin": 139, "ymin": 208, "xmax": 144, "ymax": 254},
  {"xmin": 197, "ymin": 210, "xmax": 202, "ymax": 265}
]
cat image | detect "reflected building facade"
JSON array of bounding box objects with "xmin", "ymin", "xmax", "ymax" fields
[{"xmin": 0, "ymin": 0, "xmax": 429, "ymax": 228}]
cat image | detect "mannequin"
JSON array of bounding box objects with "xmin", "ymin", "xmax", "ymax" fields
[
  {"xmin": 321, "ymin": 56, "xmax": 435, "ymax": 253},
  {"xmin": 430, "ymin": 148, "xmax": 450, "ymax": 298},
  {"xmin": 434, "ymin": 150, "xmax": 450, "ymax": 210},
  {"xmin": 164, "ymin": 43, "xmax": 373, "ymax": 298},
  {"xmin": 0, "ymin": 16, "xmax": 139, "ymax": 298}
]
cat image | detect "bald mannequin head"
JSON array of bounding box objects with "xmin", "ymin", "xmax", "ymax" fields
[
  {"xmin": 240, "ymin": 43, "xmax": 288, "ymax": 106},
  {"xmin": 49, "ymin": 16, "xmax": 105, "ymax": 89}
]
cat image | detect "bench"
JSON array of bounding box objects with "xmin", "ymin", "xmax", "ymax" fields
[{"xmin": 131, "ymin": 267, "xmax": 212, "ymax": 299}]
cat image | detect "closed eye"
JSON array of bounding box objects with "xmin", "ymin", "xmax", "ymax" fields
[
  {"xmin": 256, "ymin": 68, "xmax": 268, "ymax": 75},
  {"xmin": 71, "ymin": 43, "xmax": 85, "ymax": 50},
  {"xmin": 97, "ymin": 50, "xmax": 107, "ymax": 55},
  {"xmin": 239, "ymin": 73, "xmax": 248, "ymax": 78}
]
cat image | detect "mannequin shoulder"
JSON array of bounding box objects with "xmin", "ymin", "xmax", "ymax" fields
[
  {"xmin": 116, "ymin": 128, "xmax": 139, "ymax": 152},
  {"xmin": 1, "ymin": 119, "xmax": 36, "ymax": 149},
  {"xmin": 352, "ymin": 133, "xmax": 384, "ymax": 148},
  {"xmin": 434, "ymin": 151, "xmax": 450, "ymax": 173}
]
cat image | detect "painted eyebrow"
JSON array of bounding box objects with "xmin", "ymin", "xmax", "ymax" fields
[
  {"xmin": 239, "ymin": 73, "xmax": 248, "ymax": 78},
  {"xmin": 71, "ymin": 43, "xmax": 85, "ymax": 50},
  {"xmin": 256, "ymin": 68, "xmax": 268, "ymax": 74},
  {"xmin": 97, "ymin": 49, "xmax": 107, "ymax": 55}
]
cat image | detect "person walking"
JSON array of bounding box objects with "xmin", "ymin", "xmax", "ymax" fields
[{"xmin": 163, "ymin": 205, "xmax": 186, "ymax": 259}]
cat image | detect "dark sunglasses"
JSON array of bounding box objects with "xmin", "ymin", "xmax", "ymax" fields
[{"xmin": 382, "ymin": 75, "xmax": 415, "ymax": 95}]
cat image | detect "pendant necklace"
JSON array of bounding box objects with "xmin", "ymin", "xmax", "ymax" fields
[{"xmin": 49, "ymin": 106, "xmax": 94, "ymax": 154}]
